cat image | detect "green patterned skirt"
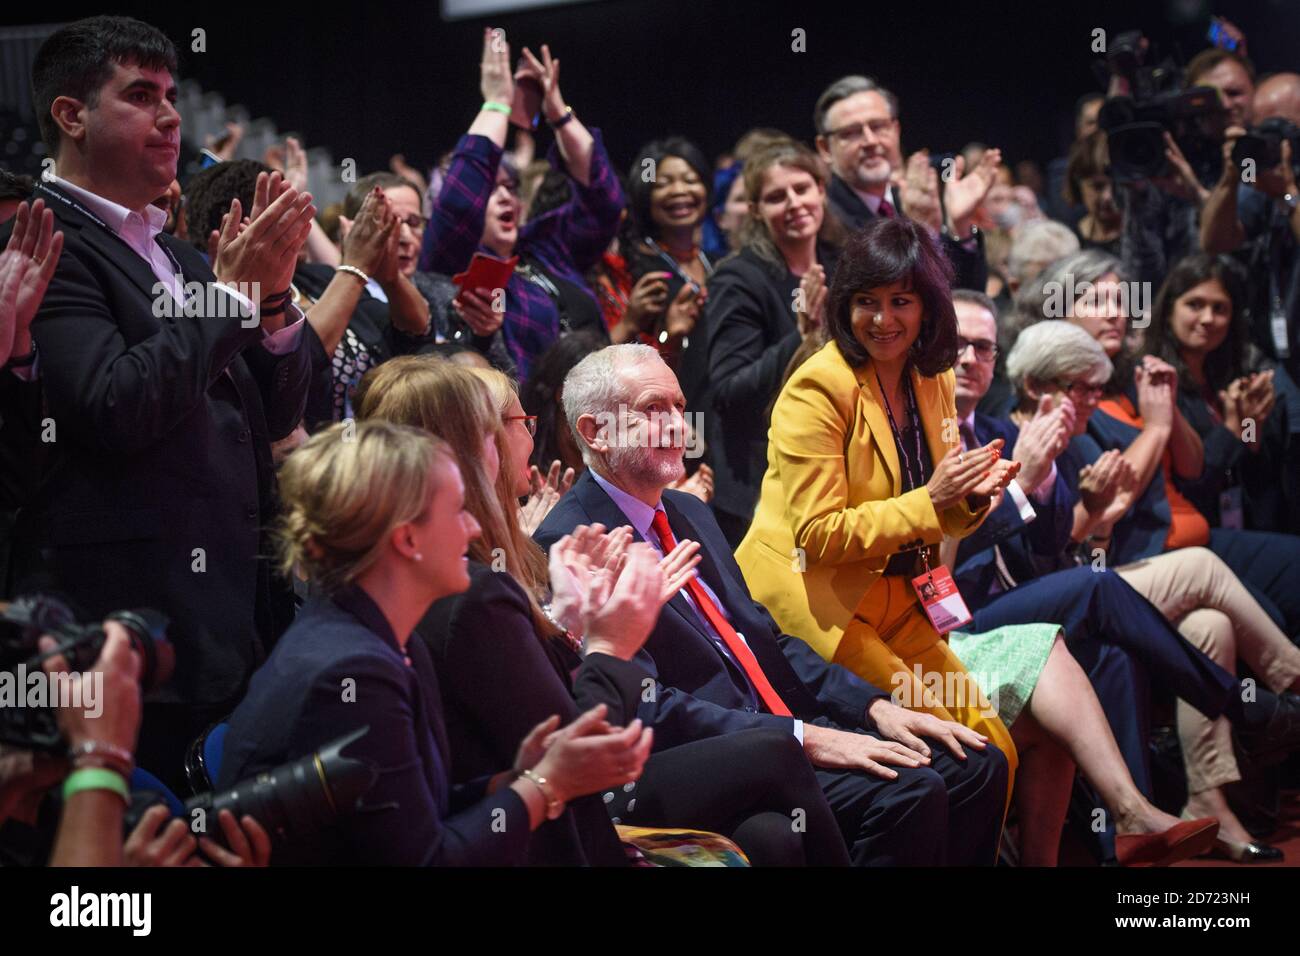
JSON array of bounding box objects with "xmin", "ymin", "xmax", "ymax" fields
[{"xmin": 946, "ymin": 623, "xmax": 1062, "ymax": 727}]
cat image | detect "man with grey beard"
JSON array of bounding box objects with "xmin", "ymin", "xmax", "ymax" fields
[{"xmin": 536, "ymin": 344, "xmax": 1009, "ymax": 865}]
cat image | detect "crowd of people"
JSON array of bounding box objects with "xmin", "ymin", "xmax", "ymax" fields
[{"xmin": 1, "ymin": 13, "xmax": 1299, "ymax": 868}]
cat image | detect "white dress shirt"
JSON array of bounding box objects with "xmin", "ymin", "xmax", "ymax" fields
[{"xmin": 53, "ymin": 177, "xmax": 305, "ymax": 354}]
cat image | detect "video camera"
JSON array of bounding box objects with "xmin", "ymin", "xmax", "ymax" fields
[
  {"xmin": 0, "ymin": 594, "xmax": 174, "ymax": 752},
  {"xmin": 1096, "ymin": 30, "xmax": 1226, "ymax": 183}
]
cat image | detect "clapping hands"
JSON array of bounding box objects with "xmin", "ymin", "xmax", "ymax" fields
[
  {"xmin": 518, "ymin": 460, "xmax": 576, "ymax": 535},
  {"xmin": 1012, "ymin": 393, "xmax": 1076, "ymax": 492},
  {"xmin": 211, "ymin": 171, "xmax": 316, "ymax": 325},
  {"xmin": 1220, "ymin": 370, "xmax": 1275, "ymax": 442},
  {"xmin": 548, "ymin": 523, "xmax": 699, "ymax": 660},
  {"xmin": 0, "ymin": 199, "xmax": 63, "ymax": 366}
]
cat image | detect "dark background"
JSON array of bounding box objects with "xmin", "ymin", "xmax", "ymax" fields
[{"xmin": 6, "ymin": 0, "xmax": 1299, "ymax": 176}]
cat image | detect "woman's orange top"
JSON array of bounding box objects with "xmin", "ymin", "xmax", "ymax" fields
[{"xmin": 1098, "ymin": 395, "xmax": 1209, "ymax": 549}]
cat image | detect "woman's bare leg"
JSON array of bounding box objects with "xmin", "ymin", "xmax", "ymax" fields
[
  {"xmin": 1023, "ymin": 635, "xmax": 1181, "ymax": 835},
  {"xmin": 1010, "ymin": 712, "xmax": 1074, "ymax": 866}
]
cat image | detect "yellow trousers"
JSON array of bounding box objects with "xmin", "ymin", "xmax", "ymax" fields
[{"xmin": 834, "ymin": 575, "xmax": 1018, "ymax": 805}]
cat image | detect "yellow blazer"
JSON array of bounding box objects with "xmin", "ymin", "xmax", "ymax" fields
[{"xmin": 735, "ymin": 340, "xmax": 990, "ymax": 662}]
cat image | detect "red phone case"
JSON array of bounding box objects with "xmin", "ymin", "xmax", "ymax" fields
[{"xmin": 453, "ymin": 253, "xmax": 520, "ymax": 300}]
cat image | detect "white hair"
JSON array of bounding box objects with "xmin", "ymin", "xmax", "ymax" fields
[
  {"xmin": 1005, "ymin": 320, "xmax": 1113, "ymax": 393},
  {"xmin": 562, "ymin": 344, "xmax": 664, "ymax": 468},
  {"xmin": 1007, "ymin": 220, "xmax": 1081, "ymax": 285}
]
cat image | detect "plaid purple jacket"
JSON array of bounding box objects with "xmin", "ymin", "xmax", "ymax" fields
[{"xmin": 419, "ymin": 130, "xmax": 624, "ymax": 380}]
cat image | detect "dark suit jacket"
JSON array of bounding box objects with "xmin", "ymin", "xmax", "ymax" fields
[
  {"xmin": 220, "ymin": 584, "xmax": 531, "ymax": 866},
  {"xmin": 953, "ymin": 413, "xmax": 1075, "ymax": 607},
  {"xmin": 826, "ymin": 174, "xmax": 987, "ymax": 292},
  {"xmin": 419, "ymin": 560, "xmax": 644, "ymax": 866},
  {"xmin": 535, "ymin": 471, "xmax": 889, "ymax": 752},
  {"xmin": 4, "ymin": 181, "xmax": 310, "ymax": 706},
  {"xmin": 704, "ymin": 245, "xmax": 836, "ymax": 523}
]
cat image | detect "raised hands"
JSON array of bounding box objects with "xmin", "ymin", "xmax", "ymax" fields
[
  {"xmin": 340, "ymin": 187, "xmax": 398, "ymax": 279},
  {"xmin": 212, "ymin": 170, "xmax": 316, "ymax": 324},
  {"xmin": 518, "ymin": 459, "xmax": 576, "ymax": 535},
  {"xmin": 1135, "ymin": 359, "xmax": 1176, "ymax": 429},
  {"xmin": 0, "ymin": 198, "xmax": 63, "ymax": 366},
  {"xmin": 516, "ymin": 44, "xmax": 566, "ymax": 122},
  {"xmin": 1012, "ymin": 393, "xmax": 1076, "ymax": 492},
  {"xmin": 796, "ymin": 263, "xmax": 827, "ymax": 339},
  {"xmin": 283, "ymin": 136, "xmax": 310, "ymax": 194},
  {"xmin": 944, "ymin": 147, "xmax": 1002, "ymax": 233},
  {"xmin": 548, "ymin": 522, "xmax": 694, "ymax": 660},
  {"xmin": 1077, "ymin": 448, "xmax": 1138, "ymax": 527},
  {"xmin": 480, "ymin": 27, "xmax": 514, "ymax": 105},
  {"xmin": 926, "ymin": 438, "xmax": 1019, "ymax": 511},
  {"xmin": 664, "ymin": 282, "xmax": 702, "ymax": 339},
  {"xmin": 669, "ymin": 461, "xmax": 715, "ymax": 503},
  {"xmin": 1221, "ymin": 370, "xmax": 1275, "ymax": 449},
  {"xmin": 900, "ymin": 150, "xmax": 943, "ymax": 234}
]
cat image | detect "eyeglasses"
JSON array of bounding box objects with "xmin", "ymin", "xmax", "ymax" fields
[
  {"xmin": 396, "ymin": 213, "xmax": 428, "ymax": 233},
  {"xmin": 1055, "ymin": 380, "xmax": 1105, "ymax": 401},
  {"xmin": 825, "ymin": 119, "xmax": 895, "ymax": 145},
  {"xmin": 956, "ymin": 336, "xmax": 998, "ymax": 363},
  {"xmin": 505, "ymin": 414, "xmax": 537, "ymax": 436}
]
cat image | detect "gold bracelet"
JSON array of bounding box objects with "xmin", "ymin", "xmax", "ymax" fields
[
  {"xmin": 519, "ymin": 769, "xmax": 564, "ymax": 820},
  {"xmin": 336, "ymin": 264, "xmax": 370, "ymax": 286}
]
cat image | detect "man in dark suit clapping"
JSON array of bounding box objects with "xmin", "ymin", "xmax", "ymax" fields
[
  {"xmin": 4, "ymin": 16, "xmax": 316, "ymax": 784},
  {"xmin": 537, "ymin": 343, "xmax": 1009, "ymax": 865}
]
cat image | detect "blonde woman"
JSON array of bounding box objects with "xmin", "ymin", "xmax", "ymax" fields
[
  {"xmin": 359, "ymin": 357, "xmax": 853, "ymax": 865},
  {"xmin": 219, "ymin": 419, "xmax": 651, "ymax": 865}
]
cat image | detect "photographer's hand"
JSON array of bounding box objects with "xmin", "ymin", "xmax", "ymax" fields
[
  {"xmin": 197, "ymin": 809, "xmax": 272, "ymax": 867},
  {"xmin": 39, "ymin": 622, "xmax": 141, "ymax": 755},
  {"xmin": 0, "ymin": 744, "xmax": 66, "ymax": 826},
  {"xmin": 42, "ymin": 623, "xmax": 141, "ymax": 867}
]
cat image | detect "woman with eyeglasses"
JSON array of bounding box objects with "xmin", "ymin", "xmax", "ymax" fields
[
  {"xmin": 182, "ymin": 161, "xmax": 441, "ymax": 430},
  {"xmin": 1018, "ymin": 250, "xmax": 1300, "ymax": 641},
  {"xmin": 420, "ymin": 28, "xmax": 623, "ymax": 382},
  {"xmin": 356, "ymin": 357, "xmax": 852, "ymax": 866},
  {"xmin": 1001, "ymin": 319, "xmax": 1300, "ymax": 863}
]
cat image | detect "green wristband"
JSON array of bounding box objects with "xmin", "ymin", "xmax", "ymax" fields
[
  {"xmin": 481, "ymin": 101, "xmax": 512, "ymax": 116},
  {"xmin": 63, "ymin": 767, "xmax": 130, "ymax": 805}
]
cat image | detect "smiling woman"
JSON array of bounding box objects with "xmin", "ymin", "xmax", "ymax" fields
[
  {"xmin": 703, "ymin": 141, "xmax": 842, "ymax": 545},
  {"xmin": 734, "ymin": 217, "xmax": 1022, "ymax": 796}
]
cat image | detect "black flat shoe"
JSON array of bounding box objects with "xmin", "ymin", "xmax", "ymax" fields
[
  {"xmin": 1209, "ymin": 838, "xmax": 1284, "ymax": 863},
  {"xmin": 1237, "ymin": 691, "xmax": 1300, "ymax": 765}
]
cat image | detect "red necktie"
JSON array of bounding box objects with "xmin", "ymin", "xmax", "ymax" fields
[
  {"xmin": 878, "ymin": 198, "xmax": 897, "ymax": 219},
  {"xmin": 650, "ymin": 510, "xmax": 792, "ymax": 717}
]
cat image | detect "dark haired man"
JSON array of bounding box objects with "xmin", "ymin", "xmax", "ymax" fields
[
  {"xmin": 4, "ymin": 15, "xmax": 316, "ymax": 784},
  {"xmin": 812, "ymin": 74, "xmax": 993, "ymax": 293}
]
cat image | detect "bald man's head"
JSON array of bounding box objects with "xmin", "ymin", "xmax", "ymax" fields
[{"xmin": 1254, "ymin": 73, "xmax": 1300, "ymax": 127}]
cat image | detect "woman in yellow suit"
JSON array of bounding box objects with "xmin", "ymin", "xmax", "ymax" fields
[{"xmin": 737, "ymin": 218, "xmax": 1023, "ymax": 785}]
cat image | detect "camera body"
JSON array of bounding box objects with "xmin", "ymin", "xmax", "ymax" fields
[
  {"xmin": 1231, "ymin": 118, "xmax": 1300, "ymax": 178},
  {"xmin": 0, "ymin": 594, "xmax": 173, "ymax": 752}
]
